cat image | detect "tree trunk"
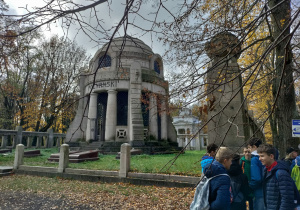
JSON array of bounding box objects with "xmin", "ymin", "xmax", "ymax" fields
[{"xmin": 269, "ymin": 0, "xmax": 298, "ymax": 157}]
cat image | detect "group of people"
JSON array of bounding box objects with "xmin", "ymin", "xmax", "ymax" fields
[{"xmin": 198, "ymin": 138, "xmax": 300, "ymax": 210}]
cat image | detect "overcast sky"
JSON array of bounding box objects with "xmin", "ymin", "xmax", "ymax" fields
[{"xmin": 6, "ymin": 0, "xmax": 179, "ymax": 58}]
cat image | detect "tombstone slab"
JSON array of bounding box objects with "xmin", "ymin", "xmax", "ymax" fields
[
  {"xmin": 0, "ymin": 149, "xmax": 12, "ymax": 154},
  {"xmin": 48, "ymin": 150, "xmax": 99, "ymax": 163},
  {"xmin": 24, "ymin": 150, "xmax": 41, "ymax": 157},
  {"xmin": 0, "ymin": 166, "xmax": 13, "ymax": 177}
]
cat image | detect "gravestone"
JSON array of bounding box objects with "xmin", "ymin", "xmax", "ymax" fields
[
  {"xmin": 48, "ymin": 150, "xmax": 99, "ymax": 163},
  {"xmin": 24, "ymin": 150, "xmax": 41, "ymax": 157},
  {"xmin": 0, "ymin": 149, "xmax": 12, "ymax": 154}
]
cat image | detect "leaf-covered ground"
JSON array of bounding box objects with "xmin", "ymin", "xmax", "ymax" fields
[{"xmin": 0, "ymin": 175, "xmax": 195, "ymax": 209}]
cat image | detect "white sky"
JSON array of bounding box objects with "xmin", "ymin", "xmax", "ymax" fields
[{"xmin": 5, "ymin": 0, "xmax": 177, "ymax": 58}]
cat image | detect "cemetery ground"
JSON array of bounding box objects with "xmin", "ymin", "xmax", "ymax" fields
[
  {"xmin": 0, "ymin": 149, "xmax": 203, "ymax": 209},
  {"xmin": 0, "ymin": 175, "xmax": 194, "ymax": 209}
]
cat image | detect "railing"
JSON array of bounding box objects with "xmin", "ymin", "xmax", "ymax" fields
[{"xmin": 0, "ymin": 126, "xmax": 66, "ymax": 149}]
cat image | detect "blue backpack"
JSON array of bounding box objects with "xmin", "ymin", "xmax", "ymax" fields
[{"xmin": 190, "ymin": 174, "xmax": 229, "ymax": 210}]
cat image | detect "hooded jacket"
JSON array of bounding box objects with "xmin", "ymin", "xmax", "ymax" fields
[
  {"xmin": 249, "ymin": 151, "xmax": 264, "ymax": 197},
  {"xmin": 263, "ymin": 161, "xmax": 298, "ymax": 210},
  {"xmin": 200, "ymin": 155, "xmax": 214, "ymax": 173},
  {"xmin": 203, "ymin": 160, "xmax": 231, "ymax": 210},
  {"xmin": 240, "ymin": 156, "xmax": 251, "ymax": 181}
]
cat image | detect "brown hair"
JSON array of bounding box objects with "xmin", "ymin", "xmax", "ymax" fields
[{"xmin": 257, "ymin": 144, "xmax": 276, "ymax": 156}]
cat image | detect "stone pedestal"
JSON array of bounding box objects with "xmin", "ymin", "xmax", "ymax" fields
[
  {"xmin": 119, "ymin": 143, "xmax": 131, "ymax": 177},
  {"xmin": 14, "ymin": 144, "xmax": 24, "ymax": 169},
  {"xmin": 58, "ymin": 144, "xmax": 69, "ymax": 173}
]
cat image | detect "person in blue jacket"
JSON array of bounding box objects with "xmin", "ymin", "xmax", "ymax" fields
[
  {"xmin": 200, "ymin": 143, "xmax": 218, "ymax": 172},
  {"xmin": 203, "ymin": 147, "xmax": 233, "ymax": 210},
  {"xmin": 248, "ymin": 137, "xmax": 265, "ymax": 210},
  {"xmin": 258, "ymin": 144, "xmax": 299, "ymax": 210}
]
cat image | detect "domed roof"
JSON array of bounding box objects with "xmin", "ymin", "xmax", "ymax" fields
[{"xmin": 100, "ymin": 35, "xmax": 153, "ymax": 55}]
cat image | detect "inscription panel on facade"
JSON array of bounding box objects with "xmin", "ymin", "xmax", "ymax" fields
[{"xmin": 85, "ymin": 80, "xmax": 129, "ymax": 94}]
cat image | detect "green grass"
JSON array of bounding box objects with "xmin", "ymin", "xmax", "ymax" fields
[{"xmin": 0, "ymin": 148, "xmax": 205, "ymax": 176}]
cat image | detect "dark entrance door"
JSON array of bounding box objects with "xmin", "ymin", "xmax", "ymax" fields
[{"xmin": 97, "ymin": 92, "xmax": 108, "ymax": 141}]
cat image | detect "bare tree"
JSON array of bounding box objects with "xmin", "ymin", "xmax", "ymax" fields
[{"xmin": 2, "ymin": 0, "xmax": 300, "ymax": 158}]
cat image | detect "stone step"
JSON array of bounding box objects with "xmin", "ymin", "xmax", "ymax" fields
[{"xmin": 0, "ymin": 166, "xmax": 13, "ymax": 177}]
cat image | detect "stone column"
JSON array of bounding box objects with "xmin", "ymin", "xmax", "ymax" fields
[
  {"xmin": 12, "ymin": 136, "xmax": 16, "ymax": 148},
  {"xmin": 195, "ymin": 136, "xmax": 201, "ymax": 150},
  {"xmin": 27, "ymin": 137, "xmax": 33, "ymax": 148},
  {"xmin": 15, "ymin": 126, "xmax": 23, "ymax": 145},
  {"xmin": 56, "ymin": 138, "xmax": 61, "ymax": 148},
  {"xmin": 36, "ymin": 136, "xmax": 42, "ymax": 148},
  {"xmin": 160, "ymin": 99, "xmax": 168, "ymax": 140},
  {"xmin": 58, "ymin": 144, "xmax": 69, "ymax": 173},
  {"xmin": 105, "ymin": 90, "xmax": 117, "ymax": 141},
  {"xmin": 86, "ymin": 92, "xmax": 98, "ymax": 141},
  {"xmin": 1, "ymin": 136, "xmax": 7, "ymax": 148},
  {"xmin": 119, "ymin": 143, "xmax": 131, "ymax": 178},
  {"xmin": 14, "ymin": 144, "xmax": 24, "ymax": 169},
  {"xmin": 149, "ymin": 95, "xmax": 158, "ymax": 139},
  {"xmin": 47, "ymin": 128, "xmax": 54, "ymax": 148},
  {"xmin": 129, "ymin": 62, "xmax": 144, "ymax": 146}
]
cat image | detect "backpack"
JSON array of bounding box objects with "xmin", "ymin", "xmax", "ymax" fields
[
  {"xmin": 276, "ymin": 169, "xmax": 300, "ymax": 207},
  {"xmin": 190, "ymin": 174, "xmax": 229, "ymax": 210},
  {"xmin": 230, "ymin": 176, "xmax": 244, "ymax": 203},
  {"xmin": 292, "ymin": 161, "xmax": 300, "ymax": 192}
]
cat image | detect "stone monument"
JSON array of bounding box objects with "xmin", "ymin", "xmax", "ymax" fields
[
  {"xmin": 66, "ymin": 36, "xmax": 178, "ymax": 153},
  {"xmin": 204, "ymin": 32, "xmax": 249, "ymax": 149}
]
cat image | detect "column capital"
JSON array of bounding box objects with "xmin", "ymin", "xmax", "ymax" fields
[{"xmin": 107, "ymin": 89, "xmax": 117, "ymax": 94}]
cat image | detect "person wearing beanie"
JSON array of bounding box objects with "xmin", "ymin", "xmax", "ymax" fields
[{"xmin": 283, "ymin": 147, "xmax": 298, "ymax": 171}]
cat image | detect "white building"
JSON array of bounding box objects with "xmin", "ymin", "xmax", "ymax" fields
[
  {"xmin": 172, "ymin": 108, "xmax": 207, "ymax": 150},
  {"xmin": 66, "ymin": 36, "xmax": 177, "ymax": 151}
]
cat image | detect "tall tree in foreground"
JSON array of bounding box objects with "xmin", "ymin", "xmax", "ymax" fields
[{"xmin": 2, "ymin": 0, "xmax": 300, "ymax": 157}]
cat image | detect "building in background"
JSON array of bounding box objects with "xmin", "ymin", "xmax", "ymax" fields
[{"xmin": 172, "ymin": 108, "xmax": 207, "ymax": 150}]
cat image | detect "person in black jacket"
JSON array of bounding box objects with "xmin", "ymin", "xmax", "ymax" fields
[
  {"xmin": 228, "ymin": 154, "xmax": 252, "ymax": 210},
  {"xmin": 258, "ymin": 144, "xmax": 299, "ymax": 210}
]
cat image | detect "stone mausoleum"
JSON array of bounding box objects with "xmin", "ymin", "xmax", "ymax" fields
[{"xmin": 66, "ymin": 36, "xmax": 177, "ymax": 152}]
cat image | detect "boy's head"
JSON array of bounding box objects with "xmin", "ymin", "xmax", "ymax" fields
[
  {"xmin": 248, "ymin": 137, "xmax": 262, "ymax": 152},
  {"xmin": 243, "ymin": 147, "xmax": 251, "ymax": 160},
  {"xmin": 286, "ymin": 147, "xmax": 298, "ymax": 159},
  {"xmin": 207, "ymin": 143, "xmax": 218, "ymax": 157},
  {"xmin": 257, "ymin": 144, "xmax": 276, "ymax": 166},
  {"xmin": 215, "ymin": 147, "xmax": 234, "ymax": 170}
]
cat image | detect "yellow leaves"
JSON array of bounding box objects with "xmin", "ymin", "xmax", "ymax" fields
[{"xmin": 280, "ymin": 19, "xmax": 286, "ymax": 27}]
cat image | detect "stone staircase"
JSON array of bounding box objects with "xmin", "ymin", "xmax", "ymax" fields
[{"xmin": 80, "ymin": 141, "xmax": 103, "ymax": 151}]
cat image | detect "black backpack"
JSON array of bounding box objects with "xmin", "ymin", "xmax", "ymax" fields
[{"xmin": 230, "ymin": 176, "xmax": 244, "ymax": 203}]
